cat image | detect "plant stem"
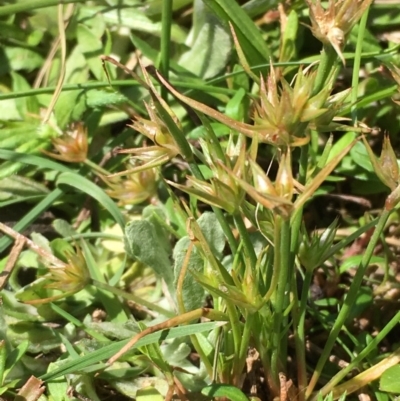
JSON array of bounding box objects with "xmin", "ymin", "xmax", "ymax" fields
[
  {"xmin": 306, "ymin": 208, "xmax": 392, "ymax": 398},
  {"xmin": 312, "ymin": 45, "xmax": 338, "ymax": 95},
  {"xmin": 234, "ymin": 311, "xmax": 254, "ymax": 385},
  {"xmin": 0, "ymin": 0, "xmax": 84, "ymax": 16},
  {"xmin": 159, "ymin": 0, "xmax": 173, "ymax": 101},
  {"xmin": 294, "ymin": 269, "xmax": 313, "ymax": 401},
  {"xmin": 351, "ymin": 9, "xmax": 370, "ymax": 125},
  {"xmin": 290, "ymin": 145, "xmax": 308, "ymax": 255},
  {"xmin": 270, "ymin": 216, "xmax": 291, "ymax": 384},
  {"xmin": 290, "ymin": 145, "xmax": 308, "ymax": 401},
  {"xmin": 84, "ymin": 159, "xmax": 111, "ymax": 177},
  {"xmin": 91, "ymin": 279, "xmax": 175, "ymax": 318},
  {"xmin": 314, "ymin": 310, "xmax": 400, "ymax": 400},
  {"xmin": 0, "ymin": 188, "xmax": 64, "ymax": 253}
]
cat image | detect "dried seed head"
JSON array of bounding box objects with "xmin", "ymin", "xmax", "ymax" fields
[
  {"xmin": 306, "ymin": 0, "xmax": 373, "ymax": 64},
  {"xmin": 106, "ymin": 168, "xmax": 158, "ymax": 206},
  {"xmin": 43, "ymin": 122, "xmax": 88, "ymax": 163}
]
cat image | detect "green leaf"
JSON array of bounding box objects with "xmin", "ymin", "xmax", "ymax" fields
[
  {"xmin": 11, "ymin": 71, "xmax": 39, "ymax": 117},
  {"xmin": 178, "ymin": 0, "xmax": 232, "ymax": 79},
  {"xmin": 80, "ymin": 6, "xmax": 187, "ymax": 44},
  {"xmin": 279, "ymin": 10, "xmax": 298, "ymax": 63},
  {"xmin": 203, "ymin": 0, "xmax": 270, "ymax": 66},
  {"xmin": 201, "ymin": 383, "xmax": 250, "ymax": 401},
  {"xmin": 350, "ymin": 141, "xmax": 375, "ymax": 173},
  {"xmin": 4, "ymin": 47, "xmax": 43, "ymax": 72},
  {"xmin": 380, "ymin": 365, "xmax": 400, "ymax": 393},
  {"xmin": 76, "ymin": 23, "xmax": 104, "ymax": 81},
  {"xmin": 174, "ymin": 212, "xmax": 225, "ymax": 311},
  {"xmin": 340, "ymin": 255, "xmax": 385, "ymax": 274},
  {"xmin": 124, "ymin": 220, "xmax": 174, "ymax": 296},
  {"xmin": 197, "ymin": 212, "xmax": 226, "ymax": 257},
  {"xmin": 225, "ymin": 87, "xmax": 247, "ymax": 121},
  {"xmin": 136, "ymin": 387, "xmax": 164, "ymax": 401},
  {"xmin": 40, "ymin": 321, "xmax": 224, "ymax": 381},
  {"xmin": 85, "ymin": 89, "xmax": 127, "ymax": 108},
  {"xmin": 174, "ymin": 237, "xmax": 205, "ymax": 311},
  {"xmin": 56, "ymin": 172, "xmax": 126, "ymax": 230},
  {"xmin": 142, "ymin": 205, "xmax": 172, "ymax": 255},
  {"xmin": 0, "ymin": 175, "xmax": 49, "ymax": 202},
  {"xmin": 4, "ymin": 341, "xmax": 30, "ymax": 382}
]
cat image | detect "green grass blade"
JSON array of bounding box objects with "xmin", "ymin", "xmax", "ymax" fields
[
  {"xmin": 55, "ymin": 172, "xmax": 125, "ymax": 229},
  {"xmin": 40, "ymin": 321, "xmax": 225, "ymax": 381},
  {"xmin": 0, "ymin": 188, "xmax": 64, "ymax": 253},
  {"xmin": 203, "ymin": 0, "xmax": 270, "ymax": 65}
]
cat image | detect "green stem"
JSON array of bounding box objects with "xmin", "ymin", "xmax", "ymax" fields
[
  {"xmin": 84, "ymin": 158, "xmax": 111, "ymax": 177},
  {"xmin": 91, "ymin": 279, "xmax": 175, "ymax": 318},
  {"xmin": 312, "ymin": 45, "xmax": 338, "ymax": 95},
  {"xmin": 0, "ymin": 0, "xmax": 84, "ymax": 16},
  {"xmin": 234, "ymin": 312, "xmax": 254, "ymax": 385},
  {"xmin": 351, "ymin": 8, "xmax": 370, "ymax": 124},
  {"xmin": 294, "ymin": 269, "xmax": 313, "ymax": 401},
  {"xmin": 190, "ymin": 333, "xmax": 214, "ymax": 379},
  {"xmin": 314, "ymin": 310, "xmax": 400, "ymax": 400},
  {"xmin": 159, "ymin": 0, "xmax": 173, "ymax": 101},
  {"xmin": 290, "ymin": 145, "xmax": 308, "ymax": 255},
  {"xmin": 290, "ymin": 145, "xmax": 308, "ymax": 401},
  {"xmin": 0, "ymin": 188, "xmax": 64, "ymax": 253},
  {"xmin": 306, "ymin": 208, "xmax": 392, "ymax": 398},
  {"xmin": 271, "ymin": 216, "xmax": 291, "ymax": 383},
  {"xmin": 234, "ymin": 213, "xmax": 257, "ymax": 268}
]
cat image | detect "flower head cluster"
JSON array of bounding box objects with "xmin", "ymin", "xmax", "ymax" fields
[
  {"xmin": 252, "ymin": 66, "xmax": 335, "ymax": 147},
  {"xmin": 108, "ymin": 102, "xmax": 180, "ymax": 179},
  {"xmin": 106, "ymin": 168, "xmax": 158, "ymax": 206},
  {"xmin": 306, "ymin": 0, "xmax": 373, "ymax": 64},
  {"xmin": 168, "ymin": 135, "xmax": 247, "ymax": 214},
  {"xmin": 43, "ymin": 122, "xmax": 88, "ymax": 163},
  {"xmin": 362, "ymin": 135, "xmax": 400, "ymax": 210}
]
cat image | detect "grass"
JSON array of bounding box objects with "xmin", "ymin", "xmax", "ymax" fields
[{"xmin": 1, "ymin": 1, "xmax": 400, "ymax": 400}]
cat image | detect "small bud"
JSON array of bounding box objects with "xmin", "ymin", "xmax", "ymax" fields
[
  {"xmin": 362, "ymin": 135, "xmax": 399, "ymax": 191},
  {"xmin": 275, "ymin": 151, "xmax": 294, "ymax": 200},
  {"xmin": 299, "ymin": 220, "xmax": 338, "ymax": 272}
]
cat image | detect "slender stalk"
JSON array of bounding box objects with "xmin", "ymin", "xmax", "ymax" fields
[
  {"xmin": 0, "ymin": 188, "xmax": 64, "ymax": 253},
  {"xmin": 159, "ymin": 0, "xmax": 173, "ymax": 101},
  {"xmin": 84, "ymin": 159, "xmax": 111, "ymax": 176},
  {"xmin": 294, "ymin": 269, "xmax": 313, "ymax": 401},
  {"xmin": 314, "ymin": 310, "xmax": 400, "ymax": 400},
  {"xmin": 312, "ymin": 45, "xmax": 338, "ymax": 95},
  {"xmin": 91, "ymin": 279, "xmax": 175, "ymax": 318},
  {"xmin": 221, "ymin": 301, "xmax": 242, "ymax": 381},
  {"xmin": 290, "ymin": 145, "xmax": 309, "ymax": 401},
  {"xmin": 190, "ymin": 333, "xmax": 214, "ymax": 379},
  {"xmin": 306, "ymin": 6, "xmax": 373, "ymax": 397},
  {"xmin": 233, "ymin": 312, "xmax": 254, "ymax": 385},
  {"xmin": 270, "ymin": 216, "xmax": 291, "ymax": 383},
  {"xmin": 290, "ymin": 145, "xmax": 308, "ymax": 255},
  {"xmin": 306, "ymin": 209, "xmax": 392, "ymax": 398},
  {"xmin": 0, "ymin": 0, "xmax": 84, "ymax": 16},
  {"xmin": 351, "ymin": 9, "xmax": 370, "ymax": 125}
]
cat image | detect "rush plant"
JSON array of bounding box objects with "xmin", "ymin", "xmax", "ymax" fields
[{"xmin": 1, "ymin": 1, "xmax": 400, "ymax": 401}]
